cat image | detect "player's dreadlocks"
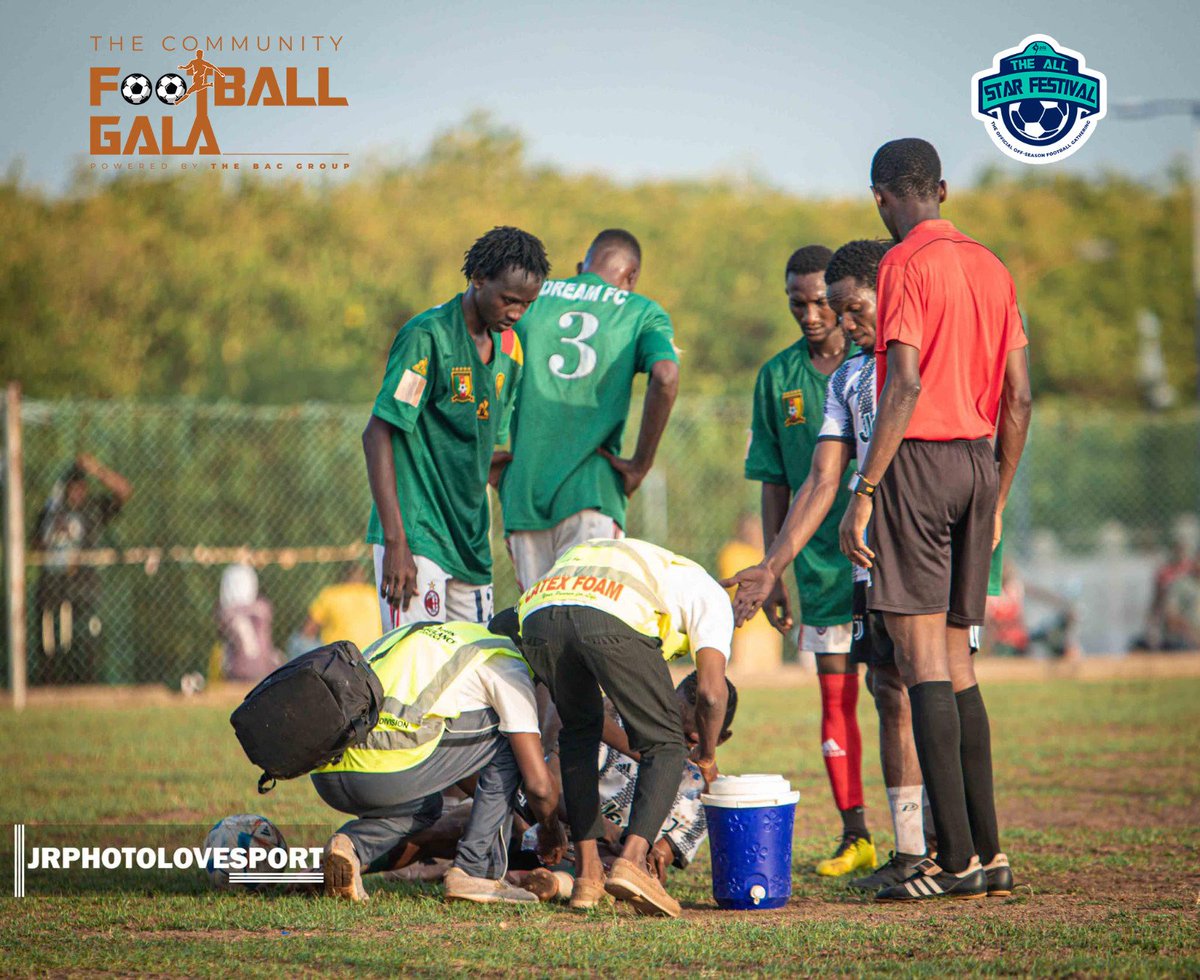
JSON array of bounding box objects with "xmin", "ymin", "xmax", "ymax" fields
[
  {"xmin": 784, "ymin": 244, "xmax": 833, "ymax": 280},
  {"xmin": 678, "ymin": 671, "xmax": 740, "ymax": 735},
  {"xmin": 870, "ymin": 138, "xmax": 942, "ymax": 200},
  {"xmin": 462, "ymin": 226, "xmax": 551, "ymax": 282},
  {"xmin": 824, "ymin": 240, "xmax": 893, "ymax": 290}
]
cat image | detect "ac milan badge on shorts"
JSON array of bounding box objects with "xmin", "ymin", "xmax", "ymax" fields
[{"xmin": 423, "ymin": 587, "xmax": 441, "ymax": 617}]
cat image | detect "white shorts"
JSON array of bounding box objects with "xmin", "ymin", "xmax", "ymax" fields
[
  {"xmin": 372, "ymin": 546, "xmax": 494, "ymax": 630},
  {"xmin": 800, "ymin": 622, "xmax": 853, "ymax": 655},
  {"xmin": 506, "ymin": 509, "xmax": 623, "ymax": 591}
]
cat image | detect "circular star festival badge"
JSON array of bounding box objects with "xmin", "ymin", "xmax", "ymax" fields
[{"xmin": 971, "ymin": 34, "xmax": 1107, "ymax": 165}]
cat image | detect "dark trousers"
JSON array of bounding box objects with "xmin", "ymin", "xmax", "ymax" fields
[
  {"xmin": 310, "ymin": 709, "xmax": 520, "ymax": 878},
  {"xmin": 522, "ymin": 605, "xmax": 687, "ymax": 845}
]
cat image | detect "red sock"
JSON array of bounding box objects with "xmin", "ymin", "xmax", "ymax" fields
[{"xmin": 819, "ymin": 671, "xmax": 864, "ymax": 811}]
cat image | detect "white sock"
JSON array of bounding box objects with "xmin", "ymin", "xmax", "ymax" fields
[{"xmin": 887, "ymin": 785, "xmax": 926, "ymax": 856}]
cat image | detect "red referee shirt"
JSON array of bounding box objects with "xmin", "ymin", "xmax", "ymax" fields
[{"xmin": 875, "ymin": 219, "xmax": 1028, "ymax": 441}]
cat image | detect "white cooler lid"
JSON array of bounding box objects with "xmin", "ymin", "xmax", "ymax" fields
[{"xmin": 700, "ymin": 773, "xmax": 800, "ymax": 808}]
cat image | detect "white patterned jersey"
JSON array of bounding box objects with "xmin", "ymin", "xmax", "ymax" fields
[{"xmin": 818, "ymin": 351, "xmax": 877, "ymax": 584}]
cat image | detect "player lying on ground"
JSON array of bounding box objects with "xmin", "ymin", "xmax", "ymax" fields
[
  {"xmin": 310, "ymin": 620, "xmax": 566, "ymax": 905},
  {"xmin": 499, "ymin": 228, "xmax": 680, "ymax": 589},
  {"xmin": 363, "ymin": 226, "xmax": 548, "ymax": 631},
  {"xmin": 384, "ymin": 671, "xmax": 739, "ymax": 902},
  {"xmin": 744, "ymin": 243, "xmax": 873, "ymax": 877},
  {"xmin": 517, "ymin": 537, "xmax": 733, "ymax": 918}
]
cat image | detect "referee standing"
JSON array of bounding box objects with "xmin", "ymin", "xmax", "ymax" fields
[{"xmin": 838, "ymin": 139, "xmax": 1032, "ymax": 902}]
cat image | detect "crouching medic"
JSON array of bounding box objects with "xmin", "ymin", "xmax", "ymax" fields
[
  {"xmin": 311, "ymin": 620, "xmax": 566, "ymax": 904},
  {"xmin": 517, "ymin": 537, "xmax": 734, "ymax": 918}
]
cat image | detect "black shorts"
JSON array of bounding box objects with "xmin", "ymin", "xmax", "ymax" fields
[
  {"xmin": 867, "ymin": 438, "xmax": 998, "ymax": 627},
  {"xmin": 853, "ymin": 581, "xmax": 983, "ymax": 665},
  {"xmin": 850, "ymin": 581, "xmax": 896, "ymax": 667}
]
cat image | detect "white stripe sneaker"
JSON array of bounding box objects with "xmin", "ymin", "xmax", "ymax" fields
[{"xmin": 874, "ymin": 855, "xmax": 987, "ymax": 902}]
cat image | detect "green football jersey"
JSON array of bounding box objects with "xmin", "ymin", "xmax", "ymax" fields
[
  {"xmin": 500, "ymin": 272, "xmax": 678, "ymax": 532},
  {"xmin": 366, "ymin": 295, "xmax": 523, "ymax": 585},
  {"xmin": 745, "ymin": 338, "xmax": 858, "ymax": 626}
]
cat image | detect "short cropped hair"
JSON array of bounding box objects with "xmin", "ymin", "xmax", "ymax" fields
[
  {"xmin": 870, "ymin": 138, "xmax": 942, "ymax": 200},
  {"xmin": 785, "ymin": 244, "xmax": 833, "ymax": 280},
  {"xmin": 824, "ymin": 240, "xmax": 894, "ymax": 290},
  {"xmin": 462, "ymin": 226, "xmax": 550, "ymax": 281},
  {"xmin": 678, "ymin": 671, "xmax": 739, "ymax": 734},
  {"xmin": 587, "ymin": 228, "xmax": 641, "ymax": 263}
]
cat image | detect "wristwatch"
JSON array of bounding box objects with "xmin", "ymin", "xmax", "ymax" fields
[{"xmin": 848, "ymin": 473, "xmax": 877, "ymax": 498}]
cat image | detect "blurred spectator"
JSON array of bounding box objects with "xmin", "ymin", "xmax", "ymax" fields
[
  {"xmin": 716, "ymin": 514, "xmax": 783, "ymax": 671},
  {"xmin": 1161, "ymin": 562, "xmax": 1200, "ymax": 651},
  {"xmin": 984, "ymin": 561, "xmax": 1030, "ymax": 657},
  {"xmin": 984, "ymin": 560, "xmax": 1081, "ymax": 660},
  {"xmin": 31, "ymin": 453, "xmax": 133, "ymax": 684},
  {"xmin": 1135, "ymin": 534, "xmax": 1198, "ymax": 651},
  {"xmin": 216, "ymin": 563, "xmax": 282, "ymax": 682},
  {"xmin": 298, "ymin": 561, "xmax": 382, "ymax": 654}
]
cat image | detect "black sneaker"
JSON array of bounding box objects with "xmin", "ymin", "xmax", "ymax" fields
[
  {"xmin": 983, "ymin": 852, "xmax": 1013, "ymax": 897},
  {"xmin": 874, "ymin": 856, "xmax": 987, "ymax": 902},
  {"xmin": 848, "ymin": 851, "xmax": 925, "ymax": 891}
]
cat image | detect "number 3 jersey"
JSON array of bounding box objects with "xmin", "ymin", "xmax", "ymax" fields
[{"xmin": 500, "ymin": 272, "xmax": 679, "ymax": 532}]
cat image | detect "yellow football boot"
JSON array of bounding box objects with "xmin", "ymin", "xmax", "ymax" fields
[{"xmin": 815, "ymin": 834, "xmax": 876, "ymax": 877}]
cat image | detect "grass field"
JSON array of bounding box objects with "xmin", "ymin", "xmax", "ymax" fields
[{"xmin": 2, "ymin": 674, "xmax": 1198, "ymax": 976}]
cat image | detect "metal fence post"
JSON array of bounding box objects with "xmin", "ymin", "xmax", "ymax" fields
[{"xmin": 4, "ymin": 382, "xmax": 27, "ymax": 710}]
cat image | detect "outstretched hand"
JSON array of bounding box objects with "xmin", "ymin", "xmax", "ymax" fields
[
  {"xmin": 720, "ymin": 563, "xmax": 786, "ymax": 629},
  {"xmin": 597, "ymin": 448, "xmax": 648, "ymax": 497}
]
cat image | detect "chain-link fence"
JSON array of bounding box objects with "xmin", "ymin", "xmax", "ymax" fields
[{"xmin": 2, "ymin": 394, "xmax": 1198, "ymax": 689}]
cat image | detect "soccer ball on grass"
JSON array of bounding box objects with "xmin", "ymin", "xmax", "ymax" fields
[{"xmin": 203, "ymin": 813, "xmax": 288, "ymax": 891}]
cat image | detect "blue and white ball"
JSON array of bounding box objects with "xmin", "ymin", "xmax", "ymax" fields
[
  {"xmin": 203, "ymin": 814, "xmax": 287, "ymax": 891},
  {"xmin": 1008, "ymin": 100, "xmax": 1070, "ymax": 142}
]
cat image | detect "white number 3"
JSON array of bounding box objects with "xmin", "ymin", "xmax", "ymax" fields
[{"xmin": 548, "ymin": 311, "xmax": 599, "ymax": 379}]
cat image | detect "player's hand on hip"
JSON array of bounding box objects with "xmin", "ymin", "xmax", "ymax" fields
[
  {"xmin": 489, "ymin": 450, "xmax": 513, "ymax": 489},
  {"xmin": 596, "ymin": 448, "xmax": 648, "ymax": 496},
  {"xmin": 381, "ymin": 541, "xmax": 419, "ymax": 613},
  {"xmin": 839, "ymin": 495, "xmax": 876, "ymax": 569}
]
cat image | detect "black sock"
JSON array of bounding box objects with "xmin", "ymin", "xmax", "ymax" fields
[
  {"xmin": 956, "ymin": 684, "xmax": 1000, "ymax": 864},
  {"xmin": 908, "ymin": 681, "xmax": 974, "ymax": 873},
  {"xmin": 840, "ymin": 806, "xmax": 869, "ymax": 840}
]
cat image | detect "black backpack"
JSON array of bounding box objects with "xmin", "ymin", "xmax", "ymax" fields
[{"xmin": 230, "ymin": 640, "xmax": 385, "ymax": 793}]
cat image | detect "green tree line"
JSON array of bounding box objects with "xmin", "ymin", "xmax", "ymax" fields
[{"xmin": 1, "ymin": 115, "xmax": 1194, "ymax": 404}]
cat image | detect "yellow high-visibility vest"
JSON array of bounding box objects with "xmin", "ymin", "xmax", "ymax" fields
[
  {"xmin": 315, "ymin": 621, "xmax": 527, "ymax": 775},
  {"xmin": 517, "ymin": 538, "xmax": 698, "ymax": 661}
]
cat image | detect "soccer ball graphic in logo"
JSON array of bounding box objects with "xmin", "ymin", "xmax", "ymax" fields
[
  {"xmin": 203, "ymin": 814, "xmax": 288, "ymax": 891},
  {"xmin": 121, "ymin": 73, "xmax": 153, "ymax": 105},
  {"xmin": 1007, "ymin": 100, "xmax": 1072, "ymax": 144},
  {"xmin": 155, "ymin": 73, "xmax": 188, "ymax": 105}
]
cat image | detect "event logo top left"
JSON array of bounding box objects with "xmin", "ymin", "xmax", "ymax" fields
[{"xmin": 88, "ymin": 34, "xmax": 349, "ymax": 158}]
